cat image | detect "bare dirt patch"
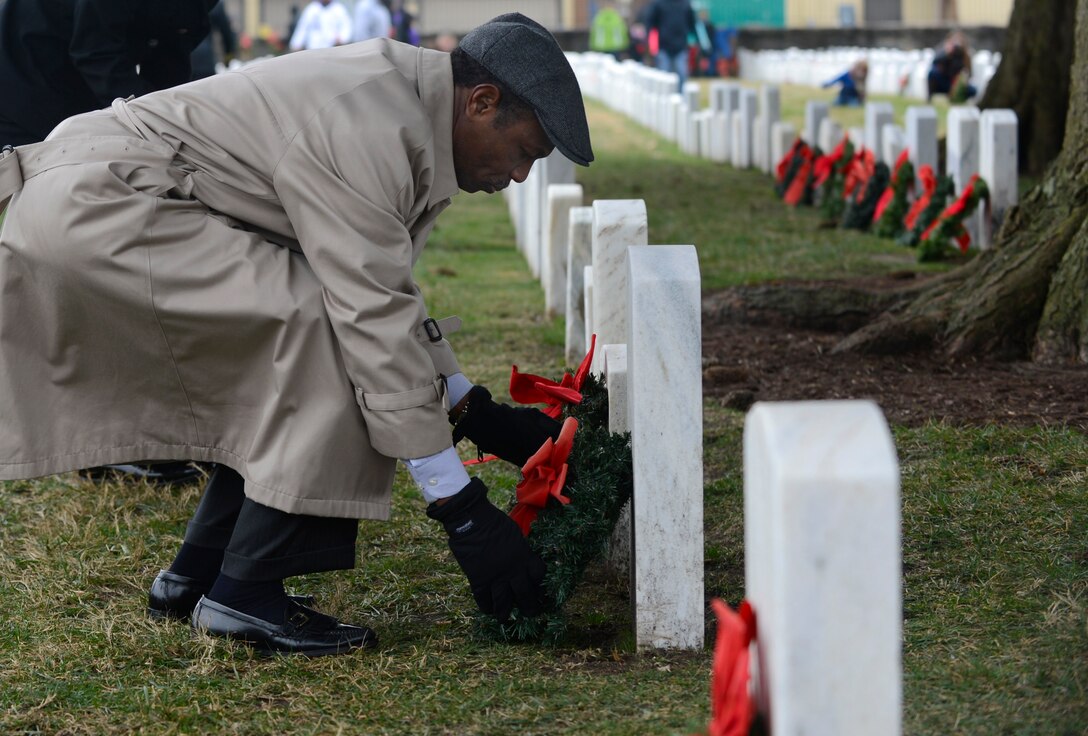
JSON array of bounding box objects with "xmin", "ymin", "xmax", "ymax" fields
[{"xmin": 702, "ymin": 276, "xmax": 1088, "ymax": 430}]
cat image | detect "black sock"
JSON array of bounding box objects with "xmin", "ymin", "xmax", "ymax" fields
[
  {"xmin": 167, "ymin": 543, "xmax": 225, "ymax": 586},
  {"xmin": 206, "ymin": 574, "xmax": 290, "ymax": 624}
]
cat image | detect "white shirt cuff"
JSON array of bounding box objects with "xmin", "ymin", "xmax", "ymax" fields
[
  {"xmin": 445, "ymin": 372, "xmax": 473, "ymax": 408},
  {"xmin": 403, "ymin": 446, "xmax": 471, "ymax": 504}
]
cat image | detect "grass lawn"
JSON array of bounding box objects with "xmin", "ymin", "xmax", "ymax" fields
[{"xmin": 0, "ymin": 96, "xmax": 1085, "ymax": 735}]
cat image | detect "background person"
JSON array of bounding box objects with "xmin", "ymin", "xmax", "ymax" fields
[
  {"xmin": 928, "ymin": 30, "xmax": 976, "ymax": 100},
  {"xmin": 823, "ymin": 59, "xmax": 868, "ymax": 106},
  {"xmin": 646, "ymin": 0, "xmax": 696, "ymax": 91},
  {"xmin": 0, "ymin": 0, "xmax": 216, "ymax": 147},
  {"xmin": 589, "ymin": 1, "xmax": 629, "ymax": 61},
  {"xmin": 191, "ymin": 1, "xmax": 238, "ymax": 80},
  {"xmin": 353, "ymin": 0, "xmax": 391, "ymax": 44},
  {"xmin": 288, "ymin": 0, "xmax": 352, "ymax": 51}
]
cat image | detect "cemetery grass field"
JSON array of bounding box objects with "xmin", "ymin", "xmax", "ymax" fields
[{"xmin": 0, "ymin": 93, "xmax": 1084, "ymax": 735}]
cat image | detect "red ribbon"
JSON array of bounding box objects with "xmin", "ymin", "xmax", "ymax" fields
[
  {"xmin": 920, "ymin": 175, "xmax": 980, "ymax": 253},
  {"xmin": 813, "ymin": 134, "xmax": 849, "ymax": 189},
  {"xmin": 509, "ymin": 416, "xmax": 578, "ymax": 536},
  {"xmin": 903, "ymin": 163, "xmax": 937, "ymax": 231},
  {"xmin": 843, "ymin": 147, "xmax": 875, "ymax": 201},
  {"xmin": 510, "ymin": 334, "xmax": 596, "ymax": 419},
  {"xmin": 782, "ymin": 146, "xmax": 813, "ymax": 206},
  {"xmin": 775, "ymin": 139, "xmax": 806, "ymax": 184},
  {"xmin": 871, "ymin": 149, "xmax": 912, "ymax": 224},
  {"xmin": 705, "ymin": 599, "xmax": 757, "ymax": 736}
]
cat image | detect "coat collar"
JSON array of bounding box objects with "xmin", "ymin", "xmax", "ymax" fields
[{"xmin": 416, "ymin": 47, "xmax": 459, "ymax": 207}]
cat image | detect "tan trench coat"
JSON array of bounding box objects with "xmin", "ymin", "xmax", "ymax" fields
[{"xmin": 0, "ymin": 39, "xmax": 464, "ymax": 519}]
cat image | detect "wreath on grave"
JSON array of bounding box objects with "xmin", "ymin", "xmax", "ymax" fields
[
  {"xmin": 474, "ymin": 337, "xmax": 634, "ymax": 644},
  {"xmin": 774, "ymin": 138, "xmax": 809, "ymax": 199},
  {"xmin": 917, "ymin": 175, "xmax": 990, "ymax": 262},
  {"xmin": 783, "ymin": 146, "xmax": 818, "ymax": 207},
  {"xmin": 898, "ymin": 167, "xmax": 955, "ymax": 248},
  {"xmin": 872, "ymin": 151, "xmax": 915, "ymax": 239},
  {"xmin": 814, "ymin": 135, "xmax": 854, "ymax": 224},
  {"xmin": 841, "ymin": 151, "xmax": 889, "ymax": 231}
]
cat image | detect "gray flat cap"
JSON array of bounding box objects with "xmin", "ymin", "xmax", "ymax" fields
[{"xmin": 459, "ymin": 13, "xmax": 593, "ymax": 166}]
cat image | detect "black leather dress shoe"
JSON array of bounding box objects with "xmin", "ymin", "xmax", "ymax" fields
[
  {"xmin": 147, "ymin": 570, "xmax": 316, "ymax": 621},
  {"xmin": 191, "ymin": 597, "xmax": 377, "ymax": 656}
]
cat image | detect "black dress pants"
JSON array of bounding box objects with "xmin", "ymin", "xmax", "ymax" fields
[{"xmin": 183, "ymin": 466, "xmax": 359, "ymax": 582}]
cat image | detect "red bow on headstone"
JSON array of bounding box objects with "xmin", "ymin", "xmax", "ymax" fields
[
  {"xmin": 782, "ymin": 144, "xmax": 814, "ymax": 206},
  {"xmin": 903, "ymin": 163, "xmax": 937, "ymax": 231},
  {"xmin": 509, "ymin": 335, "xmax": 596, "ymax": 419},
  {"xmin": 843, "ymin": 147, "xmax": 875, "ymax": 201},
  {"xmin": 509, "ymin": 416, "xmax": 578, "ymax": 536},
  {"xmin": 813, "ymin": 134, "xmax": 850, "ymax": 189},
  {"xmin": 920, "ymin": 174, "xmax": 983, "ymax": 253},
  {"xmin": 872, "ymin": 149, "xmax": 912, "ymax": 224},
  {"xmin": 705, "ymin": 599, "xmax": 757, "ymax": 736}
]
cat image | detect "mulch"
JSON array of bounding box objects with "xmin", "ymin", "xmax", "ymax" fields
[{"xmin": 701, "ymin": 278, "xmax": 1088, "ymax": 431}]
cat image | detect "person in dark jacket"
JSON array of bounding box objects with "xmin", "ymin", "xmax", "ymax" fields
[
  {"xmin": 0, "ymin": 0, "xmax": 216, "ymax": 147},
  {"xmin": 646, "ymin": 0, "xmax": 695, "ymax": 92},
  {"xmin": 190, "ymin": 1, "xmax": 237, "ymax": 80}
]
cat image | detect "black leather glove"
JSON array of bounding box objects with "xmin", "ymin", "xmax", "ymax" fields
[
  {"xmin": 450, "ymin": 385, "xmax": 561, "ymax": 467},
  {"xmin": 426, "ymin": 478, "xmax": 546, "ymax": 622}
]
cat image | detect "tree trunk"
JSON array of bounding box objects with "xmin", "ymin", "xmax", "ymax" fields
[
  {"xmin": 837, "ymin": 0, "xmax": 1088, "ymax": 365},
  {"xmin": 978, "ymin": 0, "xmax": 1076, "ymax": 175}
]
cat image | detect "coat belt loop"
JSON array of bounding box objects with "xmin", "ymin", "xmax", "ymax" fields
[{"xmin": 0, "ymin": 145, "xmax": 25, "ymax": 212}]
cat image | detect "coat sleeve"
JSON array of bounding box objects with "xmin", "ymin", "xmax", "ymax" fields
[{"xmin": 272, "ymin": 92, "xmax": 453, "ymax": 460}]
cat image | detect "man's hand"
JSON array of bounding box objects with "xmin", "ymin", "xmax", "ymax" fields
[
  {"xmin": 427, "ymin": 478, "xmax": 546, "ymax": 622},
  {"xmin": 450, "ymin": 385, "xmax": 561, "ymax": 467}
]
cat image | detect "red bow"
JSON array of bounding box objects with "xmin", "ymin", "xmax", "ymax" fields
[
  {"xmin": 920, "ymin": 175, "xmax": 980, "ymax": 253},
  {"xmin": 509, "ymin": 416, "xmax": 578, "ymax": 536},
  {"xmin": 903, "ymin": 163, "xmax": 937, "ymax": 231},
  {"xmin": 813, "ymin": 134, "xmax": 849, "ymax": 189},
  {"xmin": 705, "ymin": 599, "xmax": 757, "ymax": 736},
  {"xmin": 782, "ymin": 145, "xmax": 814, "ymax": 206},
  {"xmin": 843, "ymin": 147, "xmax": 875, "ymax": 201},
  {"xmin": 775, "ymin": 139, "xmax": 806, "ymax": 184},
  {"xmin": 872, "ymin": 150, "xmax": 913, "ymax": 224},
  {"xmin": 510, "ymin": 335, "xmax": 596, "ymax": 419}
]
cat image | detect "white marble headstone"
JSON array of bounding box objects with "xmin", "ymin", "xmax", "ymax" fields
[
  {"xmin": 628, "ymin": 245, "xmax": 703, "ymax": 650},
  {"xmin": 946, "ymin": 106, "xmax": 982, "ymax": 247},
  {"xmin": 565, "ymin": 206, "xmax": 593, "ymax": 366},
  {"xmin": 591, "ymin": 200, "xmax": 648, "ymax": 373},
  {"xmin": 905, "ymin": 105, "xmax": 938, "ymax": 190},
  {"xmin": 818, "ymin": 117, "xmax": 843, "ymax": 154},
  {"xmin": 583, "ymin": 264, "xmax": 594, "ymax": 353},
  {"xmin": 758, "ymin": 86, "xmax": 781, "ymax": 173},
  {"xmin": 881, "ymin": 124, "xmax": 905, "ymax": 166},
  {"xmin": 745, "ymin": 400, "xmax": 901, "ymax": 736},
  {"xmin": 864, "ymin": 102, "xmax": 895, "ymax": 163},
  {"xmin": 979, "ymin": 109, "xmax": 1018, "ymax": 249},
  {"xmin": 804, "ymin": 100, "xmax": 830, "ymax": 147},
  {"xmin": 543, "ymin": 184, "xmax": 583, "ymax": 318},
  {"xmin": 771, "ymin": 122, "xmax": 797, "ymax": 170}
]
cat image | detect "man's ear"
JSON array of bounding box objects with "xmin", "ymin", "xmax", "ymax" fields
[{"xmin": 466, "ymin": 84, "xmax": 501, "ymax": 121}]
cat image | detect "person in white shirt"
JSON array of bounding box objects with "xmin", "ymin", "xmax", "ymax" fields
[
  {"xmin": 289, "ymin": 0, "xmax": 352, "ymax": 51},
  {"xmin": 352, "ymin": 0, "xmax": 391, "ymax": 43}
]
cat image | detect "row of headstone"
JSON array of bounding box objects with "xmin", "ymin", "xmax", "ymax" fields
[
  {"xmin": 504, "ymin": 160, "xmax": 707, "ymax": 650},
  {"xmin": 738, "ymin": 45, "xmax": 1000, "ymax": 101},
  {"xmin": 570, "ymin": 51, "xmax": 1019, "ymax": 250},
  {"xmin": 803, "ymin": 99, "xmax": 1018, "ymax": 248},
  {"xmin": 585, "ymin": 200, "xmax": 705, "ymax": 651},
  {"xmin": 506, "ymin": 73, "xmax": 906, "ymax": 733},
  {"xmin": 569, "ymin": 54, "xmax": 788, "ymax": 175}
]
